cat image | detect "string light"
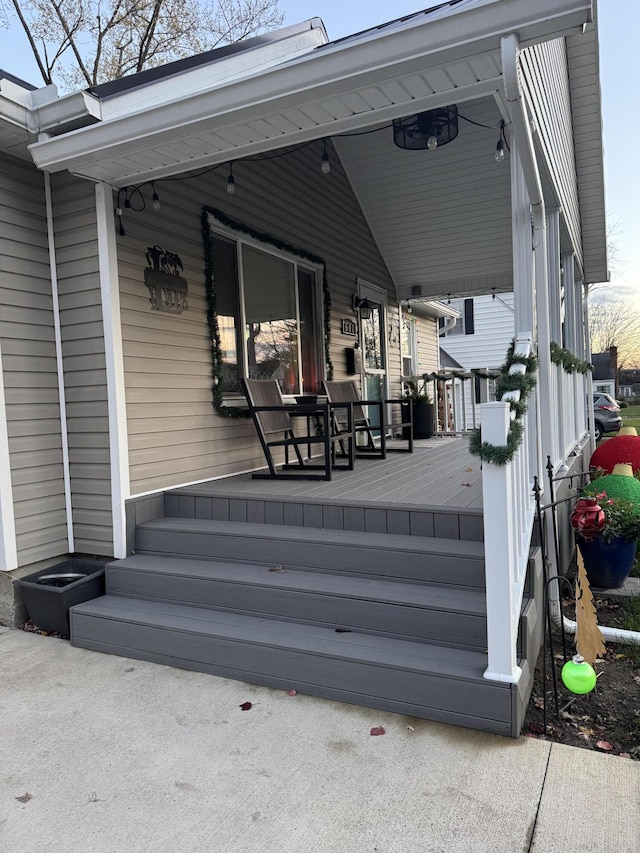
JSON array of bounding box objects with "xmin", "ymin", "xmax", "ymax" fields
[
  {"xmin": 321, "ymin": 139, "xmax": 331, "ymax": 174},
  {"xmin": 495, "ymin": 120, "xmax": 508, "ymax": 162},
  {"xmin": 151, "ymin": 182, "xmax": 161, "ymax": 209},
  {"xmin": 226, "ymin": 163, "xmax": 236, "ymax": 195}
]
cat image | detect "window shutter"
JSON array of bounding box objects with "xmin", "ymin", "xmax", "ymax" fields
[{"xmin": 464, "ymin": 299, "xmax": 474, "ymax": 335}]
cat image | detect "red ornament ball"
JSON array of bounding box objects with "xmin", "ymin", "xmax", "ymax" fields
[{"xmin": 590, "ymin": 435, "xmax": 640, "ymax": 475}]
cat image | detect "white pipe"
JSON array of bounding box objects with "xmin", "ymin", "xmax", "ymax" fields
[
  {"xmin": 549, "ymin": 592, "xmax": 640, "ymax": 646},
  {"xmin": 437, "ymin": 315, "xmax": 458, "ymax": 336},
  {"xmin": 44, "ymin": 171, "xmax": 74, "ymax": 553}
]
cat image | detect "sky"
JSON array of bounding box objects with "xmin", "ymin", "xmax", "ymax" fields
[{"xmin": 1, "ymin": 0, "xmax": 637, "ymax": 298}]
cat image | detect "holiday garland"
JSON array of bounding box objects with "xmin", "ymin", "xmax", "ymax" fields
[
  {"xmin": 201, "ymin": 207, "xmax": 334, "ymax": 417},
  {"xmin": 468, "ymin": 341, "xmax": 538, "ymax": 465},
  {"xmin": 550, "ymin": 341, "xmax": 592, "ymax": 375}
]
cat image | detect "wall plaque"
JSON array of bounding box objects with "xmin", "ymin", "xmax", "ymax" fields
[
  {"xmin": 341, "ymin": 318, "xmax": 357, "ymax": 336},
  {"xmin": 144, "ymin": 245, "xmax": 188, "ymax": 314}
]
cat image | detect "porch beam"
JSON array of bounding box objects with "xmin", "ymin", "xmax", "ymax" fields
[
  {"xmin": 95, "ymin": 182, "xmax": 130, "ymax": 558},
  {"xmin": 510, "ymin": 132, "xmax": 534, "ymax": 337}
]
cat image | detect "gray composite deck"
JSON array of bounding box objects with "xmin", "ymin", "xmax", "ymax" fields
[
  {"xmin": 168, "ymin": 437, "xmax": 483, "ymax": 510},
  {"xmin": 70, "ymin": 436, "xmax": 539, "ymax": 737}
]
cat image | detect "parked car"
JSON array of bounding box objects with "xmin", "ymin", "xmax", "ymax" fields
[{"xmin": 592, "ymin": 393, "xmax": 622, "ymax": 441}]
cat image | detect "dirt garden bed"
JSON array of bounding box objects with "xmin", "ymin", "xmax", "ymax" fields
[{"xmin": 525, "ymin": 590, "xmax": 640, "ymax": 758}]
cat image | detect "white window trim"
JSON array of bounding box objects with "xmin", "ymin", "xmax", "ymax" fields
[{"xmin": 402, "ymin": 313, "xmax": 418, "ymax": 376}]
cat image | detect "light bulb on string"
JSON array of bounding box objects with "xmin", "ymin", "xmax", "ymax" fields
[
  {"xmin": 495, "ymin": 139, "xmax": 505, "ymax": 162},
  {"xmin": 426, "ymin": 135, "xmax": 438, "ymax": 150},
  {"xmin": 151, "ymin": 183, "xmax": 161, "ymax": 210},
  {"xmin": 321, "ymin": 140, "xmax": 331, "ymax": 174},
  {"xmin": 226, "ymin": 163, "xmax": 236, "ymax": 195}
]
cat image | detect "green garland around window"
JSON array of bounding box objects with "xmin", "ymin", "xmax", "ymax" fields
[
  {"xmin": 201, "ymin": 206, "xmax": 334, "ymax": 417},
  {"xmin": 550, "ymin": 341, "xmax": 593, "ymax": 374},
  {"xmin": 468, "ymin": 341, "xmax": 538, "ymax": 465}
]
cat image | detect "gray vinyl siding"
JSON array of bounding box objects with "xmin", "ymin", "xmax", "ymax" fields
[
  {"xmin": 0, "ymin": 152, "xmax": 68, "ymax": 565},
  {"xmin": 51, "ymin": 173, "xmax": 113, "ymax": 555},
  {"xmin": 415, "ymin": 317, "xmax": 440, "ymax": 374},
  {"xmin": 116, "ymin": 139, "xmax": 400, "ymax": 494},
  {"xmin": 520, "ymin": 39, "xmax": 582, "ymax": 268}
]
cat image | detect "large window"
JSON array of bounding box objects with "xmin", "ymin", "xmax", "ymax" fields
[
  {"xmin": 443, "ymin": 298, "xmax": 474, "ymax": 336},
  {"xmin": 211, "ymin": 232, "xmax": 322, "ymax": 396}
]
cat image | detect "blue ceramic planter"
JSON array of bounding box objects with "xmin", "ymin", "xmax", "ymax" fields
[{"xmin": 577, "ymin": 537, "xmax": 637, "ymax": 589}]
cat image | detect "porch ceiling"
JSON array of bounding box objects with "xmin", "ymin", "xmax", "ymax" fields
[{"xmin": 29, "ymin": 0, "xmax": 592, "ymax": 187}]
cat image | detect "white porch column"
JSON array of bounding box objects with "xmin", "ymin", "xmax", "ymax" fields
[
  {"xmin": 482, "ymin": 401, "xmax": 523, "ymax": 683},
  {"xmin": 534, "ymin": 206, "xmax": 558, "ymax": 465},
  {"xmin": 95, "ymin": 182, "xmax": 130, "ymax": 559},
  {"xmin": 564, "ymin": 253, "xmax": 577, "ymax": 353},
  {"xmin": 510, "ymin": 134, "xmax": 534, "ymax": 336},
  {"xmin": 0, "ymin": 339, "xmax": 18, "ymax": 572},
  {"xmin": 547, "ymin": 210, "xmax": 562, "ymax": 345}
]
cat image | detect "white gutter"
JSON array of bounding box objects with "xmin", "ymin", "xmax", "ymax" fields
[
  {"xmin": 28, "ymin": 0, "xmax": 592, "ymax": 176},
  {"xmin": 44, "ymin": 171, "xmax": 75, "ymax": 553},
  {"xmin": 438, "ymin": 316, "xmax": 459, "ymax": 336}
]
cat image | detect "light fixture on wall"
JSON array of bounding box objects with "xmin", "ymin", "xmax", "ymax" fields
[
  {"xmin": 392, "ymin": 106, "xmax": 459, "ymax": 150},
  {"xmin": 353, "ymin": 294, "xmax": 373, "ymax": 320}
]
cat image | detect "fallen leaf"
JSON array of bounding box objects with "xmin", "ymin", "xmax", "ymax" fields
[
  {"xmin": 596, "ymin": 740, "xmax": 614, "ymax": 751},
  {"xmin": 15, "ymin": 793, "xmax": 32, "ymax": 803},
  {"xmin": 406, "ymin": 725, "xmax": 415, "ymax": 732},
  {"xmin": 370, "ymin": 726, "xmax": 386, "ymax": 736},
  {"xmin": 533, "ymin": 696, "xmax": 545, "ymax": 709},
  {"xmin": 268, "ymin": 564, "xmax": 286, "ymax": 573},
  {"xmin": 286, "ymin": 689, "xmax": 297, "ymax": 697},
  {"xmin": 335, "ymin": 628, "xmax": 351, "ymax": 633},
  {"xmin": 240, "ymin": 702, "xmax": 252, "ymax": 711},
  {"xmin": 124, "ymin": 666, "xmax": 135, "ymax": 673},
  {"xmin": 633, "ymin": 676, "xmax": 640, "ymax": 685},
  {"xmin": 619, "ymin": 753, "xmax": 631, "ymax": 759},
  {"xmin": 461, "ymin": 482, "xmax": 472, "ymax": 487},
  {"xmin": 615, "ymin": 654, "xmax": 626, "ymax": 661},
  {"xmin": 465, "ymin": 467, "xmax": 473, "ymax": 472},
  {"xmin": 529, "ymin": 722, "xmax": 545, "ymax": 734}
]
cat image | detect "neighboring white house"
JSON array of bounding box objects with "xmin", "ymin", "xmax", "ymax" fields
[{"xmin": 0, "ymin": 0, "xmax": 608, "ymax": 736}]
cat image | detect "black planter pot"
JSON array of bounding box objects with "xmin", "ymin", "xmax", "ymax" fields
[
  {"xmin": 402, "ymin": 401, "xmax": 434, "ymax": 439},
  {"xmin": 16, "ymin": 559, "xmax": 106, "ymax": 637}
]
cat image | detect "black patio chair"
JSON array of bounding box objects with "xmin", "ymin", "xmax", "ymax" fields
[
  {"xmin": 322, "ymin": 380, "xmax": 414, "ymax": 457},
  {"xmin": 242, "ymin": 378, "xmax": 355, "ymax": 480}
]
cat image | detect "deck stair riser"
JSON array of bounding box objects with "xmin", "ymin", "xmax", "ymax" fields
[
  {"xmin": 106, "ymin": 555, "xmax": 488, "ymax": 650},
  {"xmin": 163, "ymin": 493, "xmax": 484, "ymax": 542},
  {"xmin": 134, "ymin": 519, "xmax": 486, "ymax": 589}
]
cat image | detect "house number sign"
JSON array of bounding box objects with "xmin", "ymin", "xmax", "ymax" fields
[
  {"xmin": 341, "ymin": 318, "xmax": 357, "ymax": 336},
  {"xmin": 144, "ymin": 245, "xmax": 188, "ymax": 314}
]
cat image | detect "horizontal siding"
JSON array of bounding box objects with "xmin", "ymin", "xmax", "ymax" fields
[
  {"xmin": 441, "ymin": 294, "xmax": 514, "ymax": 369},
  {"xmin": 520, "ymin": 39, "xmax": 582, "ymax": 268},
  {"xmin": 0, "ymin": 152, "xmax": 68, "ymax": 567},
  {"xmin": 415, "ymin": 316, "xmax": 440, "ymax": 374},
  {"xmin": 51, "ymin": 173, "xmax": 113, "ymax": 556},
  {"xmin": 117, "ymin": 139, "xmax": 401, "ymax": 494}
]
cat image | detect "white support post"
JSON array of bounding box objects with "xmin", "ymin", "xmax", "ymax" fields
[
  {"xmin": 0, "ymin": 339, "xmax": 18, "ymax": 571},
  {"xmin": 534, "ymin": 207, "xmax": 557, "ymax": 466},
  {"xmin": 547, "ymin": 210, "xmax": 562, "ymax": 346},
  {"xmin": 482, "ymin": 401, "xmax": 523, "ymax": 683},
  {"xmin": 95, "ymin": 182, "xmax": 130, "ymax": 558},
  {"xmin": 510, "ymin": 134, "xmax": 534, "ymax": 335},
  {"xmin": 564, "ymin": 253, "xmax": 577, "ymax": 354}
]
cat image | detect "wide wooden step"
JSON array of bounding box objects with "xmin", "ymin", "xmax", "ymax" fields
[
  {"xmin": 70, "ymin": 596, "xmax": 512, "ymax": 736},
  {"xmin": 107, "ymin": 554, "xmax": 488, "ymax": 649},
  {"xmin": 135, "ymin": 519, "xmax": 486, "ymax": 588}
]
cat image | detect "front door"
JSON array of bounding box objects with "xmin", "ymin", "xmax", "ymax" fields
[{"xmin": 358, "ymin": 281, "xmax": 388, "ymax": 430}]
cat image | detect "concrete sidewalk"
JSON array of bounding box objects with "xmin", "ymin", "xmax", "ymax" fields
[{"xmin": 1, "ymin": 627, "xmax": 638, "ymax": 852}]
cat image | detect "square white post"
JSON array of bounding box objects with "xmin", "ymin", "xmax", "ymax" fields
[{"xmin": 481, "ymin": 401, "xmax": 523, "ymax": 683}]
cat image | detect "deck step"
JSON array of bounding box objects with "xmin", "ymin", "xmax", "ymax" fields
[
  {"xmin": 107, "ymin": 555, "xmax": 487, "ymax": 649},
  {"xmin": 135, "ymin": 518, "xmax": 486, "ymax": 588},
  {"xmin": 70, "ymin": 596, "xmax": 511, "ymax": 735}
]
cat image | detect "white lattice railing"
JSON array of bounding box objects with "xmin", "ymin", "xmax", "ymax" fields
[{"xmin": 479, "ymin": 337, "xmax": 536, "ymax": 684}]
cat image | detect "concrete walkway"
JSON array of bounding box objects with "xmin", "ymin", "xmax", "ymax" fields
[{"xmin": 1, "ymin": 627, "xmax": 638, "ymax": 852}]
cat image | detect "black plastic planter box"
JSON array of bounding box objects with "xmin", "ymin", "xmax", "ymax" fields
[{"xmin": 16, "ymin": 560, "xmax": 106, "ymax": 638}]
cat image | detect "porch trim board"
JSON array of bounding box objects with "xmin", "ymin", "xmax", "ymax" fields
[
  {"xmin": 96, "ymin": 182, "xmax": 130, "ymax": 557},
  {"xmin": 0, "ymin": 338, "xmax": 17, "ymax": 571}
]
